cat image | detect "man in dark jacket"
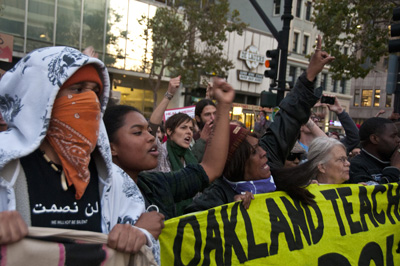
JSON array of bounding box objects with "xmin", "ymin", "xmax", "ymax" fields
[{"xmin": 349, "ymin": 117, "xmax": 400, "ymax": 184}]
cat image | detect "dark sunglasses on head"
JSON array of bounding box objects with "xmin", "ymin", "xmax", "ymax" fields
[{"xmin": 287, "ymin": 152, "xmax": 303, "ymax": 161}]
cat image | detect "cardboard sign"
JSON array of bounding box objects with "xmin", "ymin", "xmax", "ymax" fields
[{"xmin": 164, "ymin": 106, "xmax": 196, "ymax": 121}]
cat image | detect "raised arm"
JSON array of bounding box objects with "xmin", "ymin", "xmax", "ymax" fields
[
  {"xmin": 326, "ymin": 95, "xmax": 360, "ymax": 153},
  {"xmin": 148, "ymin": 76, "xmax": 181, "ymax": 136},
  {"xmin": 260, "ymin": 35, "xmax": 335, "ymax": 168},
  {"xmin": 304, "ymin": 117, "xmax": 327, "ymax": 138},
  {"xmin": 200, "ymin": 78, "xmax": 235, "ymax": 182}
]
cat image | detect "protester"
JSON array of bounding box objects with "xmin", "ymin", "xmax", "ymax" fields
[
  {"xmin": 284, "ymin": 142, "xmax": 306, "ymax": 168},
  {"xmin": 103, "ymin": 77, "xmax": 234, "ymax": 220},
  {"xmin": 254, "ymin": 110, "xmax": 271, "ymax": 136},
  {"xmin": 298, "ymin": 117, "xmax": 326, "ymax": 153},
  {"xmin": 194, "ymin": 99, "xmax": 216, "ymax": 136},
  {"xmin": 156, "ymin": 124, "xmax": 166, "ymax": 143},
  {"xmin": 322, "ymin": 95, "xmax": 359, "ymax": 153},
  {"xmin": 307, "ymin": 137, "xmax": 350, "ymax": 184},
  {"xmin": 191, "ymin": 99, "xmax": 216, "ymax": 161},
  {"xmin": 349, "ymin": 117, "xmax": 400, "ymax": 184},
  {"xmin": 348, "ymin": 146, "xmax": 361, "ymax": 160},
  {"xmin": 185, "ymin": 35, "xmax": 335, "ymax": 212},
  {"xmin": 299, "ymin": 95, "xmax": 359, "ymax": 155},
  {"xmin": 0, "ymin": 47, "xmax": 162, "ymax": 261}
]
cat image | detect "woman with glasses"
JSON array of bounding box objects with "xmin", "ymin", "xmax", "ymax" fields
[{"xmin": 308, "ymin": 137, "xmax": 350, "ymax": 184}]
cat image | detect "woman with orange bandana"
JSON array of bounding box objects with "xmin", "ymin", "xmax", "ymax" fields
[{"xmin": 0, "ymin": 47, "xmax": 162, "ymax": 263}]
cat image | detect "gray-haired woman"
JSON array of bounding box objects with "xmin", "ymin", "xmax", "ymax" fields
[{"xmin": 308, "ymin": 137, "xmax": 350, "ymax": 184}]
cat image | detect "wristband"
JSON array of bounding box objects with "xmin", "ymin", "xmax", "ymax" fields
[{"xmin": 164, "ymin": 91, "xmax": 174, "ymax": 100}]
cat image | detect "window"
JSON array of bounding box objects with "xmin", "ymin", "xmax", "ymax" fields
[
  {"xmin": 296, "ymin": 0, "xmax": 302, "ymax": 17},
  {"xmin": 302, "ymin": 35, "xmax": 309, "ymax": 54},
  {"xmin": 56, "ymin": 0, "xmax": 82, "ymax": 47},
  {"xmin": 247, "ymin": 95, "xmax": 257, "ymax": 105},
  {"xmin": 114, "ymin": 86, "xmax": 154, "ymax": 117},
  {"xmin": 332, "ymin": 79, "xmax": 338, "ymax": 92},
  {"xmin": 273, "ymin": 0, "xmax": 281, "ymax": 15},
  {"xmin": 343, "ymin": 47, "xmax": 348, "ymax": 56},
  {"xmin": 305, "ymin": 1, "xmax": 311, "ymax": 20},
  {"xmin": 374, "ymin": 89, "xmax": 380, "ymax": 107},
  {"xmin": 386, "ymin": 93, "xmax": 392, "ymax": 107},
  {"xmin": 27, "ymin": 0, "xmax": 55, "ymax": 52},
  {"xmin": 320, "ymin": 73, "xmax": 327, "ymax": 91},
  {"xmin": 361, "ymin": 89, "xmax": 373, "ymax": 107},
  {"xmin": 340, "ymin": 78, "xmax": 346, "ymax": 94},
  {"xmin": 354, "ymin": 89, "xmax": 360, "ymax": 106},
  {"xmin": 292, "ymin": 32, "xmax": 299, "ymax": 53}
]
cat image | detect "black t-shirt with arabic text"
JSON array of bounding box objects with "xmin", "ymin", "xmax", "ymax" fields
[{"xmin": 20, "ymin": 149, "xmax": 102, "ymax": 232}]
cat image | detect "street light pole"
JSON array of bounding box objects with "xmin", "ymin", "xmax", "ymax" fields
[
  {"xmin": 249, "ymin": 0, "xmax": 293, "ymax": 106},
  {"xmin": 277, "ymin": 0, "xmax": 293, "ymax": 104}
]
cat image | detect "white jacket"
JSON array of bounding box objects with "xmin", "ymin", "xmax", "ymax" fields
[{"xmin": 0, "ymin": 46, "xmax": 159, "ymax": 264}]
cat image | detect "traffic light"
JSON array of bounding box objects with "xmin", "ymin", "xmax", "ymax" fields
[
  {"xmin": 260, "ymin": 90, "xmax": 277, "ymax": 108},
  {"xmin": 264, "ymin": 49, "xmax": 280, "ymax": 80},
  {"xmin": 389, "ymin": 7, "xmax": 400, "ymax": 53}
]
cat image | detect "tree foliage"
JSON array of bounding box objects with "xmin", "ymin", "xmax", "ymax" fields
[
  {"xmin": 139, "ymin": 0, "xmax": 247, "ymax": 108},
  {"xmin": 311, "ymin": 0, "xmax": 397, "ymax": 79}
]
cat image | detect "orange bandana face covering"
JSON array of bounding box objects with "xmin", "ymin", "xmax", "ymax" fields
[{"xmin": 46, "ymin": 91, "xmax": 101, "ymax": 200}]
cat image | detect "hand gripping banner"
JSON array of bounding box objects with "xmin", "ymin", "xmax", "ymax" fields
[{"xmin": 160, "ymin": 183, "xmax": 400, "ymax": 265}]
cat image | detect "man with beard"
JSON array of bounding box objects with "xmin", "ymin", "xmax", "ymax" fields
[
  {"xmin": 192, "ymin": 99, "xmax": 216, "ymax": 162},
  {"xmin": 349, "ymin": 117, "xmax": 400, "ymax": 184}
]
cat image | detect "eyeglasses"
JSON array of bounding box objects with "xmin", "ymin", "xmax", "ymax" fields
[
  {"xmin": 335, "ymin": 156, "xmax": 349, "ymax": 165},
  {"xmin": 287, "ymin": 153, "xmax": 304, "ymax": 161}
]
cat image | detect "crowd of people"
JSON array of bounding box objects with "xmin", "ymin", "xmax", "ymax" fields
[{"xmin": 0, "ymin": 36, "xmax": 400, "ymax": 264}]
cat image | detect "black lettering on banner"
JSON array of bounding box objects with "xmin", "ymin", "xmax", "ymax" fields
[
  {"xmin": 320, "ymin": 189, "xmax": 346, "ymax": 236},
  {"xmin": 386, "ymin": 234, "xmax": 394, "ymax": 266},
  {"xmin": 386, "ymin": 184, "xmax": 400, "ymax": 224},
  {"xmin": 318, "ymin": 253, "xmax": 351, "ymax": 266},
  {"xmin": 281, "ymin": 197, "xmax": 311, "ymax": 249},
  {"xmin": 266, "ymin": 198, "xmax": 296, "ymax": 255},
  {"xmin": 239, "ymin": 203, "xmax": 269, "ymax": 260},
  {"xmin": 358, "ymin": 186, "xmax": 378, "ymax": 231},
  {"xmin": 337, "ymin": 187, "xmax": 362, "ymax": 234},
  {"xmin": 202, "ymin": 209, "xmax": 223, "ymax": 266},
  {"xmin": 220, "ymin": 203, "xmax": 247, "ymax": 264},
  {"xmin": 371, "ymin": 185, "xmax": 386, "ymax": 224},
  {"xmin": 173, "ymin": 215, "xmax": 202, "ymax": 266},
  {"xmin": 358, "ymin": 242, "xmax": 384, "ymax": 266},
  {"xmin": 302, "ymin": 202, "xmax": 324, "ymax": 245}
]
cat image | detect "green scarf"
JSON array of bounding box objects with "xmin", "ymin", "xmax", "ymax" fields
[{"xmin": 166, "ymin": 140, "xmax": 198, "ymax": 171}]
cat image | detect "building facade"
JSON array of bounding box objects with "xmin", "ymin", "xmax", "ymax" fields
[
  {"xmin": 0, "ymin": 0, "xmax": 172, "ymax": 118},
  {"xmin": 349, "ymin": 56, "xmax": 393, "ymax": 124},
  {"xmin": 0, "ymin": 0, "xmax": 280, "ymax": 130},
  {"xmin": 230, "ymin": 0, "xmax": 356, "ymax": 133},
  {"xmin": 2, "ymin": 0, "xmax": 377, "ymax": 131}
]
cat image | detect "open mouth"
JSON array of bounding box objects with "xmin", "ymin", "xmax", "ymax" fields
[
  {"xmin": 149, "ymin": 145, "xmax": 159, "ymax": 156},
  {"xmin": 262, "ymin": 163, "xmax": 270, "ymax": 171},
  {"xmin": 184, "ymin": 136, "xmax": 191, "ymax": 143}
]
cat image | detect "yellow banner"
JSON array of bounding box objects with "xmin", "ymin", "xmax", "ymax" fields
[{"xmin": 160, "ymin": 183, "xmax": 400, "ymax": 265}]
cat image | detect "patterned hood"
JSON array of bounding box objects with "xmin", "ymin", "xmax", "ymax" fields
[{"xmin": 0, "ymin": 46, "xmax": 111, "ymax": 172}]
